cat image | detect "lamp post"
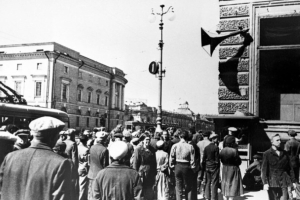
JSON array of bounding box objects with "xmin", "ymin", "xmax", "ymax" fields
[{"xmin": 149, "ymin": 1, "xmax": 175, "ymax": 133}]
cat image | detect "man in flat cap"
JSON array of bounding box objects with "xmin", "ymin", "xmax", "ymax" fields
[
  {"xmin": 284, "ymin": 129, "xmax": 300, "ymax": 199},
  {"xmin": 61, "ymin": 128, "xmax": 79, "ymax": 170},
  {"xmin": 87, "ymin": 131, "xmax": 109, "ymax": 200},
  {"xmin": 92, "ymin": 141, "xmax": 142, "ymax": 200},
  {"xmin": 0, "ymin": 116, "xmax": 72, "ymax": 200}
]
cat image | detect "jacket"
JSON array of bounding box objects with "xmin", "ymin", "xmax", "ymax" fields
[
  {"xmin": 284, "ymin": 138, "xmax": 300, "ymax": 168},
  {"xmin": 169, "ymin": 140, "xmax": 196, "ymax": 169},
  {"xmin": 92, "ymin": 161, "xmax": 142, "ymax": 200},
  {"xmin": 0, "ymin": 141, "xmax": 72, "ymax": 200},
  {"xmin": 202, "ymin": 142, "xmax": 220, "ymax": 171},
  {"xmin": 261, "ymin": 147, "xmax": 296, "ymax": 187},
  {"xmin": 64, "ymin": 139, "xmax": 79, "ymax": 169},
  {"xmin": 88, "ymin": 143, "xmax": 109, "ymax": 180}
]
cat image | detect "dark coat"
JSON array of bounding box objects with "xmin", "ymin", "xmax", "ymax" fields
[
  {"xmin": 87, "ymin": 143, "xmax": 109, "ymax": 180},
  {"xmin": 92, "ymin": 161, "xmax": 143, "ymax": 200},
  {"xmin": 132, "ymin": 145, "xmax": 157, "ymax": 186},
  {"xmin": 284, "ymin": 138, "xmax": 300, "ymax": 168},
  {"xmin": 0, "ymin": 142, "xmax": 72, "ymax": 200},
  {"xmin": 261, "ymin": 147, "xmax": 296, "ymax": 187},
  {"xmin": 202, "ymin": 143, "xmax": 220, "ymax": 171},
  {"xmin": 64, "ymin": 139, "xmax": 79, "ymax": 169},
  {"xmin": 220, "ymin": 147, "xmax": 243, "ymax": 197}
]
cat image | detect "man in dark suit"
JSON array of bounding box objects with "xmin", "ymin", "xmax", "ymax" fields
[
  {"xmin": 262, "ymin": 134, "xmax": 296, "ymax": 200},
  {"xmin": 87, "ymin": 131, "xmax": 109, "ymax": 200},
  {"xmin": 0, "ymin": 116, "xmax": 72, "ymax": 200}
]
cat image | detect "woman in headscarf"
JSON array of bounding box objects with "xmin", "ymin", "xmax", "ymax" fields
[{"xmin": 220, "ymin": 135, "xmax": 243, "ymax": 200}]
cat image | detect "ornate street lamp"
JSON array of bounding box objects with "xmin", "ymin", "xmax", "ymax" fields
[{"xmin": 148, "ymin": 0, "xmax": 175, "ymax": 133}]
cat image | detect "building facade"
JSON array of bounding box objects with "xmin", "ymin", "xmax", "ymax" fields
[
  {"xmin": 124, "ymin": 100, "xmax": 214, "ymax": 131},
  {"xmin": 0, "ymin": 42, "xmax": 127, "ymax": 131}
]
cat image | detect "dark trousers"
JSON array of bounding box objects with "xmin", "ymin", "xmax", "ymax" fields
[
  {"xmin": 175, "ymin": 162, "xmax": 193, "ymax": 200},
  {"xmin": 205, "ymin": 168, "xmax": 219, "ymax": 200},
  {"xmin": 268, "ymin": 187, "xmax": 288, "ymax": 200}
]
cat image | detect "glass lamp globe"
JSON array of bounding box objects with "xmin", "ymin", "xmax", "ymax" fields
[{"xmin": 168, "ymin": 10, "xmax": 176, "ymax": 21}]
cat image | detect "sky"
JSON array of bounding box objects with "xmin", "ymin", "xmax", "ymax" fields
[{"xmin": 0, "ymin": 0, "xmax": 220, "ymax": 114}]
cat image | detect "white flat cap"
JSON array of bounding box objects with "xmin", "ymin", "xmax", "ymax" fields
[
  {"xmin": 64, "ymin": 128, "xmax": 76, "ymax": 135},
  {"xmin": 96, "ymin": 131, "xmax": 107, "ymax": 139},
  {"xmin": 156, "ymin": 140, "xmax": 164, "ymax": 148},
  {"xmin": 109, "ymin": 141, "xmax": 128, "ymax": 160},
  {"xmin": 29, "ymin": 117, "xmax": 65, "ymax": 136},
  {"xmin": 228, "ymin": 127, "xmax": 237, "ymax": 131}
]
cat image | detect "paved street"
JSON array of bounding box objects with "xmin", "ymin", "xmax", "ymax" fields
[{"xmin": 196, "ymin": 190, "xmax": 269, "ymax": 200}]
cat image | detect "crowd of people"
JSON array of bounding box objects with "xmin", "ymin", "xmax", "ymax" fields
[{"xmin": 0, "ymin": 116, "xmax": 299, "ymax": 200}]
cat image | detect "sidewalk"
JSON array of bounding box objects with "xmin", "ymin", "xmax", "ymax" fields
[{"xmin": 197, "ymin": 190, "xmax": 269, "ymax": 200}]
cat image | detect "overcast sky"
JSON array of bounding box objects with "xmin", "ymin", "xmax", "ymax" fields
[{"xmin": 0, "ymin": 0, "xmax": 220, "ymax": 114}]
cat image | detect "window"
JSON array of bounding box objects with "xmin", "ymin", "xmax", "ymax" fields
[
  {"xmin": 89, "ymin": 75, "xmax": 93, "ymax": 83},
  {"xmin": 78, "ymin": 72, "xmax": 82, "ymax": 78},
  {"xmin": 64, "ymin": 66, "xmax": 69, "ymax": 74},
  {"xmin": 106, "ymin": 80, "xmax": 109, "ymax": 86},
  {"xmin": 37, "ymin": 63, "xmax": 43, "ymax": 70},
  {"xmin": 98, "ymin": 77, "xmax": 101, "ymax": 85},
  {"xmin": 88, "ymin": 91, "xmax": 92, "ymax": 103},
  {"xmin": 76, "ymin": 116, "xmax": 80, "ymax": 127},
  {"xmin": 77, "ymin": 89, "xmax": 82, "ymax": 101},
  {"xmin": 105, "ymin": 96, "xmax": 108, "ymax": 106},
  {"xmin": 96, "ymin": 94, "xmax": 100, "ymax": 105},
  {"xmin": 87, "ymin": 118, "xmax": 90, "ymax": 127},
  {"xmin": 15, "ymin": 81, "xmax": 22, "ymax": 94},
  {"xmin": 17, "ymin": 64, "xmax": 22, "ymax": 70},
  {"xmin": 61, "ymin": 83, "xmax": 69, "ymax": 101},
  {"xmin": 96, "ymin": 118, "xmax": 99, "ymax": 127},
  {"xmin": 0, "ymin": 64, "xmax": 3, "ymax": 71},
  {"xmin": 35, "ymin": 82, "xmax": 42, "ymax": 97}
]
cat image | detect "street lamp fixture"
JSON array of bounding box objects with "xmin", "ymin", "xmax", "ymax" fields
[{"xmin": 148, "ymin": 2, "xmax": 175, "ymax": 133}]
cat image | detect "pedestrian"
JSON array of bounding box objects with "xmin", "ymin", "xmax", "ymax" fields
[
  {"xmin": 78, "ymin": 134, "xmax": 90, "ymax": 200},
  {"xmin": 155, "ymin": 140, "xmax": 170, "ymax": 200},
  {"xmin": 151, "ymin": 132, "xmax": 161, "ymax": 151},
  {"xmin": 192, "ymin": 129, "xmax": 203, "ymax": 145},
  {"xmin": 202, "ymin": 132, "xmax": 220, "ymax": 200},
  {"xmin": 60, "ymin": 128, "xmax": 79, "ymax": 169},
  {"xmin": 284, "ymin": 129, "xmax": 300, "ymax": 199},
  {"xmin": 132, "ymin": 133, "xmax": 157, "ymax": 200},
  {"xmin": 123, "ymin": 129, "xmax": 134, "ymax": 167},
  {"xmin": 188, "ymin": 131, "xmax": 200, "ymax": 200},
  {"xmin": 87, "ymin": 131, "xmax": 109, "ymax": 200},
  {"xmin": 169, "ymin": 130, "xmax": 196, "ymax": 200},
  {"xmin": 196, "ymin": 130, "xmax": 211, "ymax": 196},
  {"xmin": 53, "ymin": 141, "xmax": 79, "ymax": 200},
  {"xmin": 162, "ymin": 130, "xmax": 173, "ymax": 154},
  {"xmin": 0, "ymin": 116, "xmax": 72, "ymax": 200},
  {"xmin": 171, "ymin": 129, "xmax": 180, "ymax": 144},
  {"xmin": 220, "ymin": 135, "xmax": 243, "ymax": 200},
  {"xmin": 242, "ymin": 154, "xmax": 263, "ymax": 191},
  {"xmin": 0, "ymin": 130, "xmax": 21, "ymax": 165},
  {"xmin": 262, "ymin": 134, "xmax": 296, "ymax": 200},
  {"xmin": 13, "ymin": 129, "xmax": 31, "ymax": 150},
  {"xmin": 92, "ymin": 141, "xmax": 143, "ymax": 200}
]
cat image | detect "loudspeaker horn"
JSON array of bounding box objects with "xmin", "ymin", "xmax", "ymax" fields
[{"xmin": 201, "ymin": 27, "xmax": 249, "ymax": 56}]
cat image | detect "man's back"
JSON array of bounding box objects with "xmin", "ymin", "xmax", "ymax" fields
[
  {"xmin": 92, "ymin": 162, "xmax": 142, "ymax": 200},
  {"xmin": 197, "ymin": 139, "xmax": 211, "ymax": 162},
  {"xmin": 64, "ymin": 139, "xmax": 79, "ymax": 169},
  {"xmin": 284, "ymin": 138, "xmax": 300, "ymax": 167},
  {"xmin": 87, "ymin": 143, "xmax": 109, "ymax": 179},
  {"xmin": 0, "ymin": 142, "xmax": 72, "ymax": 200}
]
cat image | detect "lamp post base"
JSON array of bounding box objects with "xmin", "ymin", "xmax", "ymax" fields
[{"xmin": 155, "ymin": 125, "xmax": 163, "ymax": 133}]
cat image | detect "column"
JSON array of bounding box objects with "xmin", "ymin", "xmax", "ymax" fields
[
  {"xmin": 119, "ymin": 84, "xmax": 122, "ymax": 109},
  {"xmin": 121, "ymin": 85, "xmax": 125, "ymax": 110},
  {"xmin": 112, "ymin": 82, "xmax": 116, "ymax": 108}
]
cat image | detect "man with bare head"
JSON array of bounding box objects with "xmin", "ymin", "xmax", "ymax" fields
[{"xmin": 262, "ymin": 134, "xmax": 296, "ymax": 200}]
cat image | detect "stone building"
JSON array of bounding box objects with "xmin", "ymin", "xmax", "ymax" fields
[
  {"xmin": 0, "ymin": 42, "xmax": 127, "ymax": 131},
  {"xmin": 207, "ymin": 0, "xmax": 300, "ymax": 164},
  {"xmin": 124, "ymin": 100, "xmax": 214, "ymax": 131}
]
